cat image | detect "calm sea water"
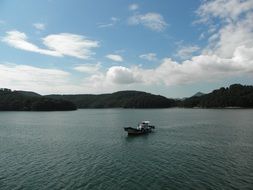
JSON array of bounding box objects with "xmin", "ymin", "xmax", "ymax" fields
[{"xmin": 0, "ymin": 109, "xmax": 253, "ymax": 190}]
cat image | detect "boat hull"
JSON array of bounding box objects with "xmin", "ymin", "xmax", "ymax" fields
[{"xmin": 124, "ymin": 127, "xmax": 153, "ymax": 135}]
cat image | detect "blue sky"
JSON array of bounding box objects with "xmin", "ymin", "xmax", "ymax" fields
[{"xmin": 0, "ymin": 0, "xmax": 253, "ymax": 97}]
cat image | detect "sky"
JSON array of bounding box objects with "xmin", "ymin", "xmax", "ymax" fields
[{"xmin": 0, "ymin": 0, "xmax": 253, "ymax": 98}]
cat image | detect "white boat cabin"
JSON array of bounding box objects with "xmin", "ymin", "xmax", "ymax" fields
[{"xmin": 137, "ymin": 121, "xmax": 150, "ymax": 129}]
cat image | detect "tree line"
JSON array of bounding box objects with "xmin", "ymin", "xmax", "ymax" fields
[
  {"xmin": 0, "ymin": 89, "xmax": 77, "ymax": 111},
  {"xmin": 47, "ymin": 91, "xmax": 176, "ymax": 108},
  {"xmin": 179, "ymin": 84, "xmax": 253, "ymax": 108},
  {"xmin": 1, "ymin": 84, "xmax": 253, "ymax": 111}
]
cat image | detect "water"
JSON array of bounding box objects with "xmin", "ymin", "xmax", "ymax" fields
[{"xmin": 0, "ymin": 109, "xmax": 253, "ymax": 190}]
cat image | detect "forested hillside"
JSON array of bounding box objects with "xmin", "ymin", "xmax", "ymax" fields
[
  {"xmin": 47, "ymin": 91, "xmax": 176, "ymax": 108},
  {"xmin": 1, "ymin": 84, "xmax": 253, "ymax": 110},
  {"xmin": 0, "ymin": 88, "xmax": 77, "ymax": 111},
  {"xmin": 180, "ymin": 84, "xmax": 253, "ymax": 108}
]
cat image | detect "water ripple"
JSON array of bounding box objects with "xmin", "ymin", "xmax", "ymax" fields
[{"xmin": 1, "ymin": 109, "xmax": 253, "ymax": 189}]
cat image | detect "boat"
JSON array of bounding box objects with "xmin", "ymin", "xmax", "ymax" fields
[{"xmin": 124, "ymin": 121, "xmax": 155, "ymax": 135}]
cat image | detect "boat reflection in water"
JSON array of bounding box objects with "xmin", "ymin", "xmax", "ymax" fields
[{"xmin": 124, "ymin": 121, "xmax": 155, "ymax": 135}]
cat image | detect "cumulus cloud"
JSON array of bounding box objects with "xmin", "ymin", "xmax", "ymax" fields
[
  {"xmin": 139, "ymin": 53, "xmax": 157, "ymax": 61},
  {"xmin": 74, "ymin": 63, "xmax": 101, "ymax": 74},
  {"xmin": 2, "ymin": 31, "xmax": 99, "ymax": 59},
  {"xmin": 128, "ymin": 12, "xmax": 167, "ymax": 32},
  {"xmin": 33, "ymin": 23, "xmax": 46, "ymax": 30},
  {"xmin": 106, "ymin": 54, "xmax": 123, "ymax": 62},
  {"xmin": 94, "ymin": 48, "xmax": 253, "ymax": 87},
  {"xmin": 147, "ymin": 52, "xmax": 253, "ymax": 85},
  {"xmin": 129, "ymin": 4, "xmax": 139, "ymax": 11},
  {"xmin": 106, "ymin": 66, "xmax": 140, "ymax": 84}
]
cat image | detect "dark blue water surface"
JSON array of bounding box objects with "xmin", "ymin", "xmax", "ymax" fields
[{"xmin": 0, "ymin": 109, "xmax": 253, "ymax": 190}]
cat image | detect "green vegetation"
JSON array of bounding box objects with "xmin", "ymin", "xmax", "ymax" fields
[
  {"xmin": 0, "ymin": 88, "xmax": 77, "ymax": 111},
  {"xmin": 180, "ymin": 84, "xmax": 253, "ymax": 108},
  {"xmin": 1, "ymin": 84, "xmax": 253, "ymax": 111},
  {"xmin": 47, "ymin": 91, "xmax": 176, "ymax": 108}
]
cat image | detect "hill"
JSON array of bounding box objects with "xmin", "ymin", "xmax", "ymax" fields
[
  {"xmin": 180, "ymin": 84, "xmax": 253, "ymax": 108},
  {"xmin": 47, "ymin": 90, "xmax": 176, "ymax": 108},
  {"xmin": 0, "ymin": 88, "xmax": 77, "ymax": 111}
]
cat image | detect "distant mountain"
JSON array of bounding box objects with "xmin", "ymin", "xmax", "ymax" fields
[
  {"xmin": 192, "ymin": 92, "xmax": 205, "ymax": 97},
  {"xmin": 180, "ymin": 84, "xmax": 253, "ymax": 108},
  {"xmin": 0, "ymin": 88, "xmax": 77, "ymax": 111},
  {"xmin": 47, "ymin": 90, "xmax": 176, "ymax": 108}
]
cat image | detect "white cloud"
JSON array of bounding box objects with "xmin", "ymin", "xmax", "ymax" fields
[
  {"xmin": 149, "ymin": 53, "xmax": 253, "ymax": 85},
  {"xmin": 128, "ymin": 12, "xmax": 167, "ymax": 32},
  {"xmin": 106, "ymin": 54, "xmax": 123, "ymax": 62},
  {"xmin": 0, "ymin": 63, "xmax": 71, "ymax": 94},
  {"xmin": 196, "ymin": 0, "xmax": 253, "ymax": 23},
  {"xmin": 176, "ymin": 45, "xmax": 200, "ymax": 59},
  {"xmin": 139, "ymin": 53, "xmax": 157, "ymax": 61},
  {"xmin": 196, "ymin": 0, "xmax": 253, "ymax": 59},
  {"xmin": 211, "ymin": 15, "xmax": 253, "ymax": 58},
  {"xmin": 2, "ymin": 30, "xmax": 99, "ymax": 59},
  {"xmin": 2, "ymin": 31, "xmax": 61, "ymax": 57},
  {"xmin": 0, "ymin": 62, "xmax": 107, "ymax": 95},
  {"xmin": 95, "ymin": 48, "xmax": 253, "ymax": 87},
  {"xmin": 129, "ymin": 4, "xmax": 139, "ymax": 11},
  {"xmin": 6, "ymin": 44, "xmax": 251, "ymax": 94},
  {"xmin": 74, "ymin": 63, "xmax": 101, "ymax": 74},
  {"xmin": 43, "ymin": 33, "xmax": 99, "ymax": 59},
  {"xmin": 97, "ymin": 17, "xmax": 120, "ymax": 28},
  {"xmin": 33, "ymin": 23, "xmax": 46, "ymax": 30},
  {"xmin": 106, "ymin": 66, "xmax": 140, "ymax": 84}
]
